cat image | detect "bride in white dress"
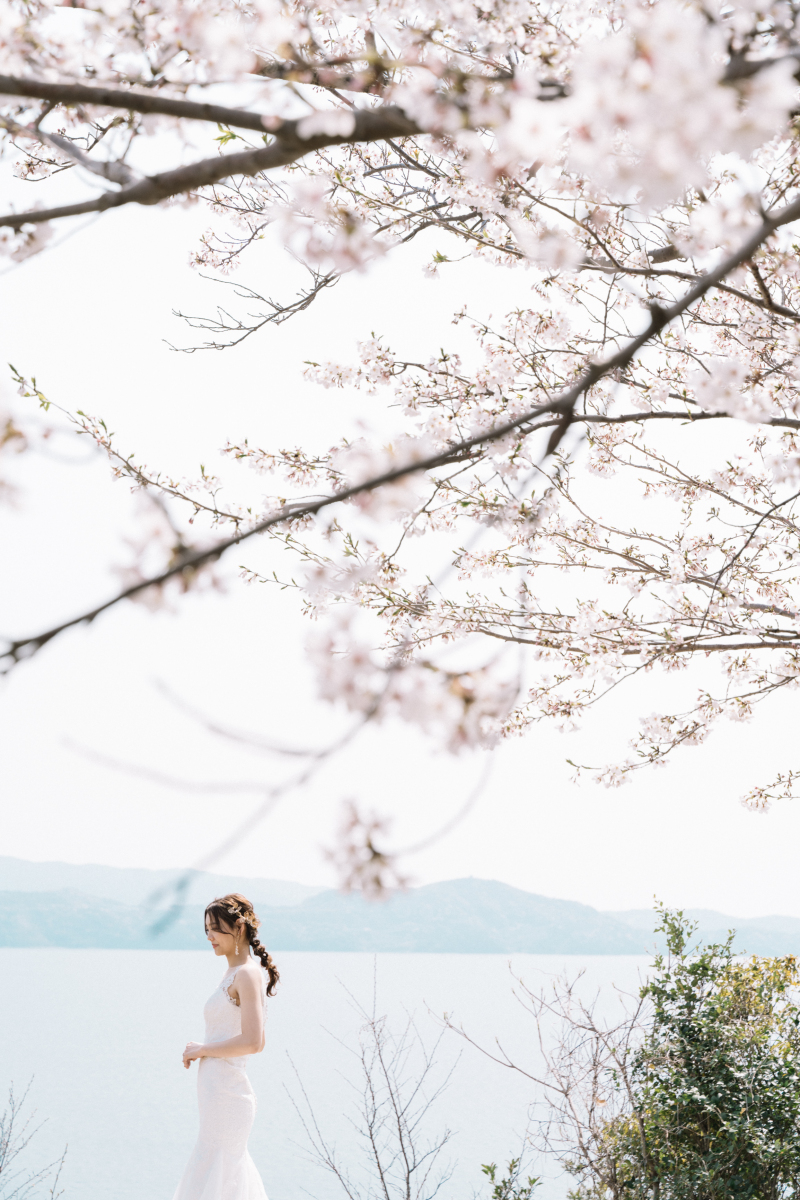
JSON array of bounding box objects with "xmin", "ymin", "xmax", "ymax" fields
[{"xmin": 174, "ymin": 893, "xmax": 280, "ymax": 1200}]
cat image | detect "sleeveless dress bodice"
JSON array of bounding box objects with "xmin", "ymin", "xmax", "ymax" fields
[
  {"xmin": 172, "ymin": 964, "xmax": 269, "ymax": 1200},
  {"xmin": 203, "ymin": 967, "xmax": 264, "ymax": 1065}
]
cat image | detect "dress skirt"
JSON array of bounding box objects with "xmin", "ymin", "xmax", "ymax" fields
[{"xmin": 172, "ymin": 1058, "xmax": 267, "ymax": 1200}]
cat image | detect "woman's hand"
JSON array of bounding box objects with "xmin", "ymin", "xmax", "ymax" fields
[{"xmin": 182, "ymin": 1041, "xmax": 206, "ymax": 1069}]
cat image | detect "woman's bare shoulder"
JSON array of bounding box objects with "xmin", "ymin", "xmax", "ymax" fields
[
  {"xmin": 236, "ymin": 962, "xmax": 263, "ymax": 989},
  {"xmin": 227, "ymin": 961, "xmax": 262, "ymax": 1006}
]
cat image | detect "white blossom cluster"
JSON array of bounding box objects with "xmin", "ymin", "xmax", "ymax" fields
[{"xmin": 307, "ymin": 611, "xmax": 517, "ymax": 754}]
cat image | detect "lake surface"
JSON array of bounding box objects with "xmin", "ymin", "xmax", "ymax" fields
[{"xmin": 0, "ymin": 951, "xmax": 652, "ymax": 1200}]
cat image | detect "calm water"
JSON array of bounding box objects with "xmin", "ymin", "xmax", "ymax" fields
[{"xmin": 0, "ymin": 951, "xmax": 651, "ymax": 1200}]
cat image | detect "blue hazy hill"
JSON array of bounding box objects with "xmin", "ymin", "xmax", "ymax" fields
[
  {"xmin": 0, "ymin": 878, "xmax": 642, "ymax": 952},
  {"xmin": 2, "ymin": 863, "xmax": 800, "ymax": 954},
  {"xmin": 0, "ymin": 855, "xmax": 323, "ymax": 909},
  {"xmin": 609, "ymin": 907, "xmax": 800, "ymax": 957},
  {"xmin": 260, "ymin": 877, "xmax": 645, "ymax": 952}
]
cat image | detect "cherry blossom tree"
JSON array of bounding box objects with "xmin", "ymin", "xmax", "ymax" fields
[{"xmin": 4, "ymin": 0, "xmax": 800, "ymax": 820}]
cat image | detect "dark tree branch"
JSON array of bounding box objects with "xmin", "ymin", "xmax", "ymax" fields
[
  {"xmin": 748, "ymin": 260, "xmax": 778, "ymax": 309},
  {"xmin": 0, "ymin": 111, "xmax": 140, "ymax": 186},
  {"xmin": 583, "ymin": 259, "xmax": 800, "ymax": 322},
  {"xmin": 0, "ymin": 104, "xmax": 420, "ymax": 229},
  {"xmin": 0, "ymin": 73, "xmax": 297, "ymax": 133},
  {"xmin": 526, "ymin": 409, "xmax": 800, "ymax": 432},
  {"xmin": 721, "ymin": 48, "xmax": 800, "ymax": 83},
  {"xmin": 170, "ymin": 270, "xmax": 339, "ymax": 352}
]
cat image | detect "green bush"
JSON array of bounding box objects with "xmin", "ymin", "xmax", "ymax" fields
[{"xmin": 570, "ymin": 908, "xmax": 800, "ymax": 1200}]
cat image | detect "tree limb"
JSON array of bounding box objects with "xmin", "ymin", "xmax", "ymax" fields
[
  {"xmin": 0, "ymin": 73, "xmax": 297, "ymax": 134},
  {"xmin": 0, "ymin": 112, "xmax": 140, "ymax": 186},
  {"xmin": 0, "ymin": 104, "xmax": 420, "ymax": 229}
]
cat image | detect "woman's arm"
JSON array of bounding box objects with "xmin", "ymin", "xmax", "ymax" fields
[{"xmin": 182, "ymin": 970, "xmax": 265, "ymax": 1068}]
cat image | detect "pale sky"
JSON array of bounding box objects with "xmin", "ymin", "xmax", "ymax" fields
[{"xmin": 2, "ymin": 186, "xmax": 800, "ymax": 919}]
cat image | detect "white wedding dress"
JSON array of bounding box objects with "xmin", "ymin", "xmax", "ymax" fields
[{"xmin": 173, "ymin": 964, "xmax": 268, "ymax": 1200}]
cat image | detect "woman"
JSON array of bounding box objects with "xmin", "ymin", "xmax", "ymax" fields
[{"xmin": 173, "ymin": 893, "xmax": 280, "ymax": 1200}]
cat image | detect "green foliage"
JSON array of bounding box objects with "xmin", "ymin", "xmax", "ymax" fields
[
  {"xmin": 214, "ymin": 125, "xmax": 243, "ymax": 146},
  {"xmin": 572, "ymin": 906, "xmax": 800, "ymax": 1200},
  {"xmin": 482, "ymin": 1159, "xmax": 540, "ymax": 1200}
]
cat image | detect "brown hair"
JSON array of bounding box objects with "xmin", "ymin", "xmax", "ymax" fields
[{"xmin": 204, "ymin": 893, "xmax": 280, "ymax": 997}]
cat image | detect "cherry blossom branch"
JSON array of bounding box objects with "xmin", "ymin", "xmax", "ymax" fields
[
  {"xmin": 8, "ymin": 379, "xmax": 247, "ymax": 526},
  {"xmin": 0, "ymin": 112, "xmax": 140, "ymax": 186},
  {"xmin": 0, "ymin": 105, "xmax": 420, "ymax": 230},
  {"xmin": 482, "ymin": 632, "xmax": 800, "ymax": 652},
  {"xmin": 7, "ymin": 193, "xmax": 800, "ymax": 669},
  {"xmin": 0, "ymin": 74, "xmax": 293, "ymax": 134},
  {"xmin": 66, "ymin": 740, "xmax": 277, "ymax": 794},
  {"xmin": 169, "ymin": 270, "xmax": 339, "ymax": 352},
  {"xmin": 140, "ymin": 648, "xmax": 438, "ymax": 913},
  {"xmin": 583, "ymin": 259, "xmax": 800, "ymax": 322},
  {"xmin": 0, "ymin": 397, "xmax": 566, "ymax": 670},
  {"xmin": 743, "ymin": 769, "xmax": 800, "ymax": 810},
  {"xmin": 493, "ymin": 409, "xmax": 800, "ymax": 432},
  {"xmin": 699, "ymin": 487, "xmax": 800, "ymax": 633},
  {"xmin": 144, "ymin": 706, "xmax": 377, "ymax": 928},
  {"xmin": 155, "ymin": 680, "xmax": 324, "ymax": 756}
]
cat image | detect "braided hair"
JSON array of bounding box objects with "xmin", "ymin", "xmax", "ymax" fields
[{"xmin": 204, "ymin": 893, "xmax": 280, "ymax": 997}]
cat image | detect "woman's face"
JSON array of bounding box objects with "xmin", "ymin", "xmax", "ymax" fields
[{"xmin": 205, "ymin": 916, "xmax": 239, "ymax": 956}]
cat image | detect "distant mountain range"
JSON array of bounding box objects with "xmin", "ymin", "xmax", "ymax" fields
[
  {"xmin": 0, "ymin": 855, "xmax": 325, "ymax": 908},
  {"xmin": 609, "ymin": 908, "xmax": 800, "ymax": 957},
  {"xmin": 2, "ymin": 858, "xmax": 800, "ymax": 955}
]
